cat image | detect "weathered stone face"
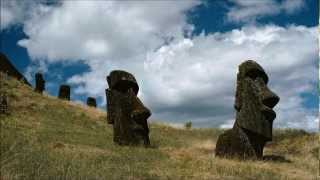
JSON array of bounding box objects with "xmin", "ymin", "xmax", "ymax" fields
[
  {"xmin": 58, "ymin": 85, "xmax": 70, "ymax": 101},
  {"xmin": 87, "ymin": 97, "xmax": 97, "ymax": 107},
  {"xmin": 34, "ymin": 73, "xmax": 45, "ymax": 94},
  {"xmin": 235, "ymin": 60, "xmax": 279, "ymax": 140},
  {"xmin": 216, "ymin": 60, "xmax": 279, "ymax": 159},
  {"xmin": 106, "ymin": 70, "xmax": 151, "ymax": 146}
]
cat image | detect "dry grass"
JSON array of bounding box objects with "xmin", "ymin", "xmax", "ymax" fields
[
  {"xmin": 0, "ymin": 75, "xmax": 318, "ymax": 179},
  {"xmin": 65, "ymin": 101, "xmax": 107, "ymax": 120}
]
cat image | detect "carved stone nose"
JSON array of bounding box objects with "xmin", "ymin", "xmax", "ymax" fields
[
  {"xmin": 261, "ymin": 89, "xmax": 279, "ymax": 108},
  {"xmin": 132, "ymin": 110, "xmax": 151, "ymax": 122},
  {"xmin": 131, "ymin": 97, "xmax": 151, "ymax": 122}
]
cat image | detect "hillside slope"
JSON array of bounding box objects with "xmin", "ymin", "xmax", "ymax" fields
[{"xmin": 0, "ymin": 75, "xmax": 318, "ymax": 179}]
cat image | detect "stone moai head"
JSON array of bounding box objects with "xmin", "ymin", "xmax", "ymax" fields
[
  {"xmin": 106, "ymin": 70, "xmax": 151, "ymax": 146},
  {"xmin": 87, "ymin": 97, "xmax": 97, "ymax": 107},
  {"xmin": 58, "ymin": 84, "xmax": 70, "ymax": 101},
  {"xmin": 234, "ymin": 60, "xmax": 279, "ymax": 141},
  {"xmin": 34, "ymin": 72, "xmax": 45, "ymax": 94},
  {"xmin": 215, "ymin": 60, "xmax": 280, "ymax": 159}
]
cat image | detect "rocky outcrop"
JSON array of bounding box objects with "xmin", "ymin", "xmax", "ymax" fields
[{"xmin": 0, "ymin": 52, "xmax": 30, "ymax": 86}]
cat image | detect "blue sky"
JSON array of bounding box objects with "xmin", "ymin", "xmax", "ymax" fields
[{"xmin": 0, "ymin": 0, "xmax": 318, "ymax": 130}]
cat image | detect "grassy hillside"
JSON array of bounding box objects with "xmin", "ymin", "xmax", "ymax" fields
[{"xmin": 0, "ymin": 75, "xmax": 318, "ymax": 180}]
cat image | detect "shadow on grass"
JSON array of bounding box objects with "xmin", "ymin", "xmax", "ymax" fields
[{"xmin": 263, "ymin": 155, "xmax": 291, "ymax": 163}]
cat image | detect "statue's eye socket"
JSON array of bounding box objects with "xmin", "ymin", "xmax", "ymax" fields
[{"xmin": 246, "ymin": 71, "xmax": 258, "ymax": 80}]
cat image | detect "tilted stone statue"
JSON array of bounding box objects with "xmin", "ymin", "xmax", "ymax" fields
[
  {"xmin": 58, "ymin": 84, "xmax": 70, "ymax": 101},
  {"xmin": 106, "ymin": 70, "xmax": 151, "ymax": 146},
  {"xmin": 87, "ymin": 97, "xmax": 97, "ymax": 107},
  {"xmin": 34, "ymin": 72, "xmax": 45, "ymax": 94},
  {"xmin": 215, "ymin": 60, "xmax": 279, "ymax": 159}
]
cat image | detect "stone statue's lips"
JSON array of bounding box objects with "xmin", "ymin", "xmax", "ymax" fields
[{"xmin": 261, "ymin": 106, "xmax": 276, "ymax": 121}]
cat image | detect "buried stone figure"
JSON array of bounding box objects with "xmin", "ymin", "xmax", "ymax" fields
[
  {"xmin": 58, "ymin": 85, "xmax": 70, "ymax": 101},
  {"xmin": 215, "ymin": 60, "xmax": 280, "ymax": 159},
  {"xmin": 87, "ymin": 97, "xmax": 97, "ymax": 107},
  {"xmin": 106, "ymin": 70, "xmax": 151, "ymax": 146},
  {"xmin": 34, "ymin": 72, "xmax": 45, "ymax": 94}
]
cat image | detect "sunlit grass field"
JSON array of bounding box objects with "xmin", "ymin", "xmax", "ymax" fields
[{"xmin": 0, "ymin": 75, "xmax": 318, "ymax": 179}]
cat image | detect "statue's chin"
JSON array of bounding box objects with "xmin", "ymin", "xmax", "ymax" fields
[{"xmin": 261, "ymin": 106, "xmax": 276, "ymax": 121}]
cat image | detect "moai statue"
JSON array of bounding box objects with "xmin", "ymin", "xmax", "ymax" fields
[
  {"xmin": 87, "ymin": 97, "xmax": 97, "ymax": 107},
  {"xmin": 215, "ymin": 60, "xmax": 279, "ymax": 159},
  {"xmin": 58, "ymin": 84, "xmax": 70, "ymax": 101},
  {"xmin": 0, "ymin": 95, "xmax": 8, "ymax": 114},
  {"xmin": 106, "ymin": 70, "xmax": 151, "ymax": 146},
  {"xmin": 34, "ymin": 72, "xmax": 45, "ymax": 94}
]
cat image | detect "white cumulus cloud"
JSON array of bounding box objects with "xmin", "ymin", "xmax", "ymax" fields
[
  {"xmin": 227, "ymin": 0, "xmax": 305, "ymax": 23},
  {"xmin": 143, "ymin": 25, "xmax": 317, "ymax": 130}
]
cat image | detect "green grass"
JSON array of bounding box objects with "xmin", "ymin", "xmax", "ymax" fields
[{"xmin": 0, "ymin": 75, "xmax": 318, "ymax": 179}]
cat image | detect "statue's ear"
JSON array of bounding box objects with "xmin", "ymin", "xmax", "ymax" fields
[{"xmin": 234, "ymin": 73, "xmax": 242, "ymax": 111}]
